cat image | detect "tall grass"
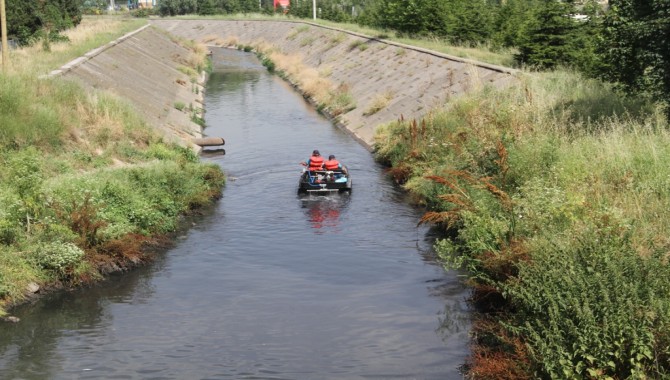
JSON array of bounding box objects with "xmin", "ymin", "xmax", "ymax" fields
[
  {"xmin": 375, "ymin": 70, "xmax": 670, "ymax": 378},
  {"xmin": 0, "ymin": 17, "xmax": 224, "ymax": 317},
  {"xmin": 8, "ymin": 16, "xmax": 147, "ymax": 77},
  {"xmin": 251, "ymin": 42, "xmax": 356, "ymax": 116}
]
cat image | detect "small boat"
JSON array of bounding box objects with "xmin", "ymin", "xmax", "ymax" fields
[{"xmin": 298, "ymin": 168, "xmax": 352, "ymax": 194}]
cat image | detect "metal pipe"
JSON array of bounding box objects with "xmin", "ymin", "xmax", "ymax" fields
[{"xmin": 192, "ymin": 137, "xmax": 225, "ymax": 147}]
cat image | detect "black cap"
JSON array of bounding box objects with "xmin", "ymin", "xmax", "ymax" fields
[
  {"xmin": 313, "ymin": 150, "xmax": 320, "ymax": 155},
  {"xmin": 329, "ymin": 155, "xmax": 335, "ymax": 159}
]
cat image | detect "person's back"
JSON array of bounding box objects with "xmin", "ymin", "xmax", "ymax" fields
[
  {"xmin": 324, "ymin": 155, "xmax": 342, "ymax": 171},
  {"xmin": 324, "ymin": 154, "xmax": 348, "ymax": 176},
  {"xmin": 304, "ymin": 150, "xmax": 324, "ymax": 171}
]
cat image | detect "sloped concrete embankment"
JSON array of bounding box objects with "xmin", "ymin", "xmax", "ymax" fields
[
  {"xmin": 150, "ymin": 19, "xmax": 518, "ymax": 149},
  {"xmin": 51, "ymin": 25, "xmax": 206, "ymax": 150}
]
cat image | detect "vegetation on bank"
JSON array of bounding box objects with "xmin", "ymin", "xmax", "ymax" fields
[
  {"xmin": 0, "ymin": 18, "xmax": 225, "ymax": 317},
  {"xmin": 374, "ymin": 71, "xmax": 670, "ymax": 378},
  {"xmin": 9, "ymin": 17, "xmax": 147, "ymax": 77},
  {"xmin": 198, "ymin": 15, "xmax": 670, "ymax": 376},
  {"xmin": 142, "ymin": 0, "xmax": 669, "ymax": 120},
  {"xmin": 202, "ymin": 35, "xmax": 357, "ymax": 118}
]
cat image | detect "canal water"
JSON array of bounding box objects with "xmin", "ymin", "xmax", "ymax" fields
[{"xmin": 0, "ymin": 49, "xmax": 471, "ymax": 379}]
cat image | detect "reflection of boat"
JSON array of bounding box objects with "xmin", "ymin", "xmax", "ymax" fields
[
  {"xmin": 305, "ymin": 200, "xmax": 341, "ymax": 231},
  {"xmin": 300, "ymin": 192, "xmax": 350, "ymax": 233},
  {"xmin": 298, "ymin": 168, "xmax": 352, "ymax": 194}
]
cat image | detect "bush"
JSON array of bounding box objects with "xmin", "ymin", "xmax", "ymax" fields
[
  {"xmin": 503, "ymin": 230, "xmax": 670, "ymax": 379},
  {"xmin": 0, "ymin": 219, "xmax": 19, "ymax": 246},
  {"xmin": 375, "ymin": 69, "xmax": 670, "ymax": 377},
  {"xmin": 260, "ymin": 55, "xmax": 276, "ymax": 72},
  {"xmin": 32, "ymin": 241, "xmax": 85, "ymax": 274}
]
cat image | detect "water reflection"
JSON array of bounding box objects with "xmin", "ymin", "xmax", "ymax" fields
[
  {"xmin": 299, "ymin": 193, "xmax": 350, "ymax": 234},
  {"xmin": 0, "ymin": 47, "xmax": 471, "ymax": 379},
  {"xmin": 0, "ymin": 263, "xmax": 160, "ymax": 380}
]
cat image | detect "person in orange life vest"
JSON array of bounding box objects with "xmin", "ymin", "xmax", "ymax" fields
[
  {"xmin": 324, "ymin": 155, "xmax": 342, "ymax": 170},
  {"xmin": 301, "ymin": 150, "xmax": 324, "ymax": 171},
  {"xmin": 324, "ymin": 154, "xmax": 348, "ymax": 175}
]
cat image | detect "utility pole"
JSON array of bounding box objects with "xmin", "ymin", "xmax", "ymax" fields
[
  {"xmin": 312, "ymin": 0, "xmax": 316, "ymax": 19},
  {"xmin": 0, "ymin": 0, "xmax": 8, "ymax": 72}
]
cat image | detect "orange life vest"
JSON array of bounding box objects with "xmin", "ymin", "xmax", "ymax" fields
[
  {"xmin": 308, "ymin": 155, "xmax": 324, "ymax": 170},
  {"xmin": 324, "ymin": 159, "xmax": 340, "ymax": 170}
]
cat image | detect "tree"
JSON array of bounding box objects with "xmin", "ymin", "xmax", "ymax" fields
[
  {"xmin": 2, "ymin": 0, "xmax": 82, "ymax": 45},
  {"xmin": 197, "ymin": 0, "xmax": 217, "ymax": 15},
  {"xmin": 514, "ymin": 0, "xmax": 579, "ymax": 69},
  {"xmin": 288, "ymin": 0, "xmax": 311, "ymax": 18},
  {"xmin": 596, "ymin": 0, "xmax": 670, "ymax": 114},
  {"xmin": 364, "ymin": 0, "xmax": 445, "ymax": 36},
  {"xmin": 157, "ymin": 0, "xmax": 197, "ymax": 16},
  {"xmin": 493, "ymin": 0, "xmax": 540, "ymax": 48},
  {"xmin": 446, "ymin": 0, "xmax": 497, "ymax": 46},
  {"xmin": 288, "ymin": 0, "xmax": 363, "ymax": 21}
]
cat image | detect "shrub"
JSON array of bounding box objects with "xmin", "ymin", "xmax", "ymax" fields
[
  {"xmin": 503, "ymin": 230, "xmax": 670, "ymax": 379},
  {"xmin": 364, "ymin": 91, "xmax": 394, "ymax": 116},
  {"xmin": 174, "ymin": 101, "xmax": 186, "ymax": 111},
  {"xmin": 32, "ymin": 241, "xmax": 85, "ymax": 274},
  {"xmin": 326, "ymin": 83, "xmax": 356, "ymax": 116},
  {"xmin": 374, "ymin": 69, "xmax": 670, "ymax": 377}
]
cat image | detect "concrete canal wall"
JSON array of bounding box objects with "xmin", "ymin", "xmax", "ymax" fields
[
  {"xmin": 150, "ymin": 19, "xmax": 518, "ymax": 149},
  {"xmin": 51, "ymin": 25, "xmax": 206, "ymax": 150},
  {"xmin": 53, "ymin": 20, "xmax": 518, "ymax": 150}
]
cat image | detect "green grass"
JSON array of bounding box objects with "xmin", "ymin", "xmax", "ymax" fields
[
  {"xmin": 0, "ymin": 17, "xmax": 224, "ymax": 317},
  {"xmin": 374, "ymin": 70, "xmax": 670, "ymax": 378},
  {"xmin": 9, "ymin": 16, "xmax": 147, "ymax": 77}
]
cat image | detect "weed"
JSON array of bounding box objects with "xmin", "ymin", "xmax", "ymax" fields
[
  {"xmin": 349, "ymin": 40, "xmax": 368, "ymax": 51},
  {"xmin": 326, "ymin": 83, "xmax": 356, "ymax": 116},
  {"xmin": 374, "ymin": 70, "xmax": 670, "ymax": 378},
  {"xmin": 363, "ymin": 91, "xmax": 394, "ymax": 116},
  {"xmin": 330, "ymin": 32, "xmax": 346, "ymax": 45},
  {"xmin": 32, "ymin": 241, "xmax": 85, "ymax": 275},
  {"xmin": 191, "ymin": 111, "xmax": 206, "ymax": 127},
  {"xmin": 300, "ymin": 36, "xmax": 316, "ymax": 47}
]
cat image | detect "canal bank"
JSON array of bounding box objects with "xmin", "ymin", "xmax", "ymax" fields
[
  {"xmin": 50, "ymin": 19, "xmax": 517, "ymax": 151},
  {"xmin": 51, "ymin": 19, "xmax": 517, "ymax": 149},
  {"xmin": 52, "ymin": 24, "xmax": 209, "ymax": 152},
  {"xmin": 0, "ymin": 20, "xmax": 225, "ymax": 320},
  {"xmin": 150, "ymin": 19, "xmax": 518, "ymax": 149},
  {"xmin": 0, "ymin": 42, "xmax": 471, "ymax": 379}
]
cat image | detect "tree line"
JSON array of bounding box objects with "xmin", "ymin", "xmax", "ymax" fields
[
  {"xmin": 1, "ymin": 0, "xmax": 668, "ymax": 114},
  {"xmin": 160, "ymin": 0, "xmax": 670, "ymax": 115},
  {"xmin": 2, "ymin": 0, "xmax": 82, "ymax": 47}
]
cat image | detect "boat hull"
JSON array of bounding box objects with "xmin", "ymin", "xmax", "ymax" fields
[{"xmin": 298, "ymin": 170, "xmax": 352, "ymax": 194}]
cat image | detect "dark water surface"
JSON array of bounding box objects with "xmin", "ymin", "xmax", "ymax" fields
[{"xmin": 0, "ymin": 49, "xmax": 470, "ymax": 379}]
